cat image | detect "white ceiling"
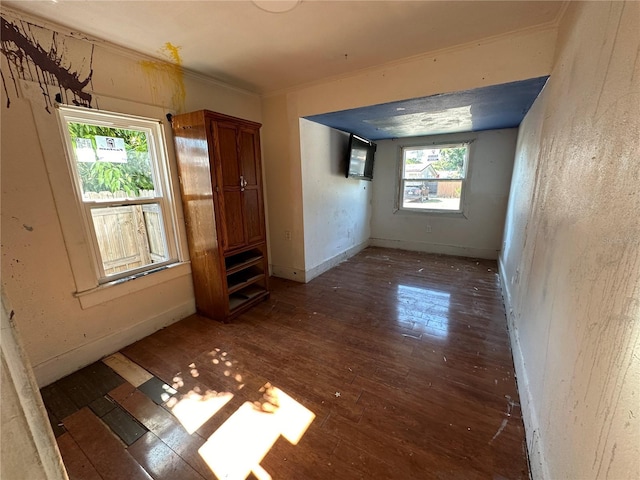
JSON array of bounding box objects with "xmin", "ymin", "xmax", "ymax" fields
[{"xmin": 6, "ymin": 0, "xmax": 565, "ymax": 95}]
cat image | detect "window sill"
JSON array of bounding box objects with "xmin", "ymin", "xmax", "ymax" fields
[
  {"xmin": 74, "ymin": 261, "xmax": 191, "ymax": 309},
  {"xmin": 394, "ymin": 207, "xmax": 468, "ymax": 219}
]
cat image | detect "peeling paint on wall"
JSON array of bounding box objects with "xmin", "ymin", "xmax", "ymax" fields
[
  {"xmin": 0, "ymin": 13, "xmax": 94, "ymax": 112},
  {"xmin": 139, "ymin": 42, "xmax": 186, "ymax": 113}
]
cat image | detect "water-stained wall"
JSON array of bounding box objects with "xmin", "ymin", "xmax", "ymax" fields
[
  {"xmin": 500, "ymin": 2, "xmax": 640, "ymax": 478},
  {"xmin": 0, "ymin": 7, "xmax": 261, "ymax": 385}
]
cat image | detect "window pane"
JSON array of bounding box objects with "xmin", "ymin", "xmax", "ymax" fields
[
  {"xmin": 402, "ymin": 180, "xmax": 462, "ymax": 211},
  {"xmin": 90, "ymin": 204, "xmax": 169, "ymax": 276},
  {"xmin": 67, "ymin": 122, "xmax": 157, "ymax": 200},
  {"xmin": 403, "ymin": 146, "xmax": 466, "ymax": 180}
]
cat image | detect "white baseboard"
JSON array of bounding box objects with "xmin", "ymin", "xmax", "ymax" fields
[
  {"xmin": 304, "ymin": 241, "xmax": 369, "ymax": 283},
  {"xmin": 270, "ymin": 264, "xmax": 306, "ymax": 283},
  {"xmin": 33, "ymin": 300, "xmax": 195, "ymax": 387},
  {"xmin": 498, "ymin": 255, "xmax": 549, "ymax": 480},
  {"xmin": 369, "ymin": 238, "xmax": 498, "ymax": 259}
]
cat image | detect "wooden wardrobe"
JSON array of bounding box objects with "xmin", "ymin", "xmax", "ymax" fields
[{"xmin": 171, "ymin": 110, "xmax": 269, "ymax": 322}]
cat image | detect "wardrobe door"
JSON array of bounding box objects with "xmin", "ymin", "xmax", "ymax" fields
[
  {"xmin": 213, "ymin": 121, "xmax": 245, "ymax": 252},
  {"xmin": 238, "ymin": 127, "xmax": 265, "ymax": 245}
]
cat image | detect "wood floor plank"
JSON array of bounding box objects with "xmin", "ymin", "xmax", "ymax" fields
[
  {"xmin": 88, "ymin": 396, "xmax": 117, "ymax": 418},
  {"xmin": 261, "ymin": 432, "xmax": 362, "ymax": 480},
  {"xmin": 100, "ymin": 405, "xmax": 147, "ymax": 446},
  {"xmin": 62, "ymin": 408, "xmax": 152, "ymax": 480},
  {"xmin": 128, "ymin": 432, "xmax": 205, "ymax": 480},
  {"xmin": 120, "ymin": 341, "xmax": 179, "ymax": 388},
  {"xmin": 56, "ymin": 432, "xmax": 102, "ymax": 480},
  {"xmin": 40, "ymin": 383, "xmax": 78, "ymax": 421},
  {"xmin": 56, "ymin": 362, "xmax": 125, "ymax": 410},
  {"xmin": 137, "ymin": 377, "xmax": 177, "ymax": 405},
  {"xmin": 49, "ymin": 247, "xmax": 528, "ymax": 479},
  {"xmin": 108, "ymin": 383, "xmax": 217, "ymax": 480},
  {"xmin": 102, "ymin": 352, "xmax": 153, "ymax": 387},
  {"xmin": 330, "ymin": 438, "xmax": 403, "ymax": 479},
  {"xmin": 321, "ymin": 411, "xmax": 469, "ymax": 480}
]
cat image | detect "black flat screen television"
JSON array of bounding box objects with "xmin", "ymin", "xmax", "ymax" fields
[{"xmin": 346, "ymin": 134, "xmax": 376, "ymax": 181}]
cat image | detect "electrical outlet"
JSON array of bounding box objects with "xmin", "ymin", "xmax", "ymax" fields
[
  {"xmin": 426, "ymin": 224, "xmax": 432, "ymax": 233},
  {"xmin": 284, "ymin": 230, "xmax": 292, "ymax": 241}
]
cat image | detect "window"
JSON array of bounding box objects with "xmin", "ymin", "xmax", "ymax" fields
[
  {"xmin": 399, "ymin": 143, "xmax": 469, "ymax": 212},
  {"xmin": 57, "ymin": 106, "xmax": 179, "ymax": 284}
]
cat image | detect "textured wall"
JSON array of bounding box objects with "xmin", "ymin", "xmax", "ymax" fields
[{"xmin": 500, "ymin": 2, "xmax": 640, "ymax": 478}]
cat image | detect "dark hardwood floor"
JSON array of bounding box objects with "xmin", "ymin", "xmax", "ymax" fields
[{"xmin": 41, "ymin": 247, "xmax": 529, "ymax": 480}]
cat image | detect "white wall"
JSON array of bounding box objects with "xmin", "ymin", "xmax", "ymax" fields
[
  {"xmin": 370, "ymin": 129, "xmax": 517, "ymax": 259},
  {"xmin": 500, "ymin": 2, "xmax": 640, "ymax": 478},
  {"xmin": 262, "ymin": 94, "xmax": 306, "ymax": 280},
  {"xmin": 300, "ymin": 120, "xmax": 371, "ymax": 281},
  {"xmin": 262, "ymin": 26, "xmax": 557, "ymax": 279},
  {"xmin": 0, "ymin": 7, "xmax": 261, "ymax": 385},
  {"xmin": 1, "ymin": 292, "xmax": 68, "ymax": 480}
]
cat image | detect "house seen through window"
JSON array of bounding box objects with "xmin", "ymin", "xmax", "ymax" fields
[
  {"xmin": 400, "ymin": 143, "xmax": 469, "ymax": 212},
  {"xmin": 58, "ymin": 107, "xmax": 179, "ymax": 283}
]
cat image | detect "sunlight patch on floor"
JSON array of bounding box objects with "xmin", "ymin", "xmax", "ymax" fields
[
  {"xmin": 198, "ymin": 384, "xmax": 315, "ymax": 480},
  {"xmin": 167, "ymin": 390, "xmax": 234, "ymax": 434}
]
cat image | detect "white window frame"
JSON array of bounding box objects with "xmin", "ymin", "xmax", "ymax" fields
[
  {"xmin": 57, "ymin": 105, "xmax": 180, "ymax": 285},
  {"xmin": 397, "ymin": 142, "xmax": 470, "ymax": 214}
]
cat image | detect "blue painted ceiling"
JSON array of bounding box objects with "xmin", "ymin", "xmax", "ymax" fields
[{"xmin": 305, "ymin": 76, "xmax": 549, "ymax": 141}]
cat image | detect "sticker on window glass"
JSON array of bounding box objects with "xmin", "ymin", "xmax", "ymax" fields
[
  {"xmin": 74, "ymin": 138, "xmax": 96, "ymax": 163},
  {"xmin": 95, "ymin": 136, "xmax": 127, "ymax": 163}
]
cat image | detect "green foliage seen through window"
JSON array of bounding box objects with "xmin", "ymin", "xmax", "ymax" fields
[
  {"xmin": 68, "ymin": 122, "xmax": 155, "ymax": 196},
  {"xmin": 431, "ymin": 147, "xmax": 466, "ymax": 175}
]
